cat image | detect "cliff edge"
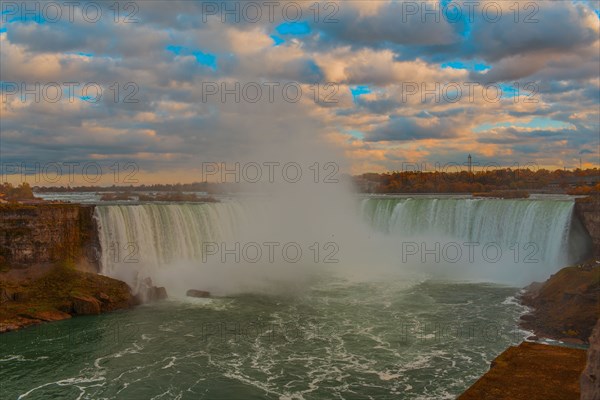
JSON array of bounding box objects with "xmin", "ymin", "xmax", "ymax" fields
[
  {"xmin": 520, "ymin": 259, "xmax": 599, "ymax": 343},
  {"xmin": 0, "ymin": 203, "xmax": 136, "ymax": 333}
]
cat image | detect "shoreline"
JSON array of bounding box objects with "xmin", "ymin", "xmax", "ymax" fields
[
  {"xmin": 0, "ymin": 264, "xmax": 138, "ymax": 334},
  {"xmin": 458, "ymin": 257, "xmax": 599, "ymax": 399}
]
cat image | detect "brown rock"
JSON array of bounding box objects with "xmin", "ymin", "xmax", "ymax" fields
[
  {"xmin": 0, "ymin": 287, "xmax": 13, "ymax": 304},
  {"xmin": 186, "ymin": 289, "xmax": 210, "ymax": 298},
  {"xmin": 146, "ymin": 286, "xmax": 168, "ymax": 302},
  {"xmin": 12, "ymin": 291, "xmax": 28, "ymax": 302},
  {"xmin": 0, "ymin": 323, "xmax": 22, "ymax": 333},
  {"xmin": 581, "ymin": 319, "xmax": 600, "ymax": 400},
  {"xmin": 72, "ymin": 295, "xmax": 101, "ymax": 315},
  {"xmin": 520, "ymin": 260, "xmax": 600, "ymax": 343},
  {"xmin": 97, "ymin": 292, "xmax": 111, "ymax": 303},
  {"xmin": 459, "ymin": 342, "xmax": 587, "ymax": 400},
  {"xmin": 32, "ymin": 310, "xmax": 72, "ymax": 322},
  {"xmin": 527, "ymin": 335, "xmax": 539, "ymax": 341},
  {"xmin": 575, "ymin": 196, "xmax": 600, "ymax": 257},
  {"xmin": 559, "ymin": 337, "xmax": 586, "ymax": 345}
]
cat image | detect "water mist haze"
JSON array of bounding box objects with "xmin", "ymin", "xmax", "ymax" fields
[{"xmin": 92, "ymin": 81, "xmax": 592, "ymax": 297}]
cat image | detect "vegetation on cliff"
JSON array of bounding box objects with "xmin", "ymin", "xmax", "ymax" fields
[
  {"xmin": 0, "ymin": 203, "xmax": 135, "ymax": 333},
  {"xmin": 0, "ymin": 264, "xmax": 136, "ymax": 333},
  {"xmin": 0, "ymin": 182, "xmax": 34, "ymax": 202},
  {"xmin": 354, "ymin": 167, "xmax": 599, "ymax": 193}
]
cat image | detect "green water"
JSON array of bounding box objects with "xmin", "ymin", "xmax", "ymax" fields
[{"xmin": 0, "ymin": 278, "xmax": 525, "ymax": 399}]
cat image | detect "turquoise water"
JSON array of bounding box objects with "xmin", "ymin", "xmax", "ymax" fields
[{"xmin": 1, "ymin": 278, "xmax": 525, "ymax": 399}]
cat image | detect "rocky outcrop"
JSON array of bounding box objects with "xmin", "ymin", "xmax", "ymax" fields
[
  {"xmin": 575, "ymin": 196, "xmax": 600, "ymax": 256},
  {"xmin": 520, "ymin": 259, "xmax": 600, "ymax": 343},
  {"xmin": 459, "ymin": 342, "xmax": 587, "ymax": 400},
  {"xmin": 72, "ymin": 295, "xmax": 101, "ymax": 315},
  {"xmin": 186, "ymin": 289, "xmax": 210, "ymax": 298},
  {"xmin": 0, "ymin": 265, "xmax": 136, "ymax": 333},
  {"xmin": 136, "ymin": 277, "xmax": 168, "ymax": 302},
  {"xmin": 0, "ymin": 203, "xmax": 149, "ymax": 333},
  {"xmin": 581, "ymin": 319, "xmax": 600, "ymax": 400},
  {"xmin": 0, "ymin": 204, "xmax": 100, "ymax": 271},
  {"xmin": 145, "ymin": 286, "xmax": 168, "ymax": 302}
]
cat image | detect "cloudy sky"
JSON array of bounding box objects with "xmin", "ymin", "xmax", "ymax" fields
[{"xmin": 0, "ymin": 0, "xmax": 598, "ymax": 184}]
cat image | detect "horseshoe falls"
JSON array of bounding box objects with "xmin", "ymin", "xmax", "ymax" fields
[
  {"xmin": 93, "ymin": 197, "xmax": 591, "ymax": 294},
  {"xmin": 5, "ymin": 195, "xmax": 591, "ymax": 399}
]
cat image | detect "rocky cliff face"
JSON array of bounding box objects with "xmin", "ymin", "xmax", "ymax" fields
[
  {"xmin": 459, "ymin": 342, "xmax": 587, "ymax": 400},
  {"xmin": 520, "ymin": 260, "xmax": 599, "ymax": 343},
  {"xmin": 581, "ymin": 319, "xmax": 600, "ymax": 400},
  {"xmin": 0, "ymin": 204, "xmax": 100, "ymax": 271},
  {"xmin": 0, "ymin": 203, "xmax": 138, "ymax": 333},
  {"xmin": 575, "ymin": 195, "xmax": 600, "ymax": 257}
]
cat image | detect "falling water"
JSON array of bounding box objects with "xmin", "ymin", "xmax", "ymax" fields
[
  {"xmin": 361, "ymin": 197, "xmax": 590, "ymax": 280},
  {"xmin": 95, "ymin": 202, "xmax": 246, "ymax": 292},
  {"xmin": 95, "ymin": 197, "xmax": 591, "ymax": 292}
]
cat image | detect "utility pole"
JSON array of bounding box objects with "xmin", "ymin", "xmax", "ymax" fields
[{"xmin": 468, "ymin": 154, "xmax": 472, "ymax": 174}]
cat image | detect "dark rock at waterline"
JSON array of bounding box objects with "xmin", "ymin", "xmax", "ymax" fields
[
  {"xmin": 527, "ymin": 335, "xmax": 539, "ymax": 341},
  {"xmin": 146, "ymin": 286, "xmax": 168, "ymax": 302},
  {"xmin": 519, "ymin": 259, "xmax": 600, "ymax": 343},
  {"xmin": 186, "ymin": 289, "xmax": 210, "ymax": 298},
  {"xmin": 581, "ymin": 319, "xmax": 600, "ymax": 400},
  {"xmin": 136, "ymin": 277, "xmax": 168, "ymax": 302},
  {"xmin": 72, "ymin": 295, "xmax": 101, "ymax": 315}
]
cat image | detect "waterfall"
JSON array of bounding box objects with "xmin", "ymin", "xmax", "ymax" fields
[
  {"xmin": 95, "ymin": 202, "xmax": 246, "ymax": 292},
  {"xmin": 94, "ymin": 197, "xmax": 592, "ymax": 292},
  {"xmin": 360, "ymin": 197, "xmax": 590, "ymax": 277}
]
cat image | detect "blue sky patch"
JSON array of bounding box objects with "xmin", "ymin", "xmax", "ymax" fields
[
  {"xmin": 166, "ymin": 45, "xmax": 217, "ymax": 70},
  {"xmin": 346, "ymin": 129, "xmax": 365, "ymax": 139},
  {"xmin": 350, "ymin": 85, "xmax": 372, "ymax": 99},
  {"xmin": 275, "ymin": 21, "xmax": 311, "ymax": 36},
  {"xmin": 441, "ymin": 60, "xmax": 491, "ymax": 72},
  {"xmin": 193, "ymin": 51, "xmax": 217, "ymax": 69},
  {"xmin": 474, "ymin": 117, "xmax": 574, "ymax": 133},
  {"xmin": 270, "ymin": 35, "xmax": 285, "ymax": 46}
]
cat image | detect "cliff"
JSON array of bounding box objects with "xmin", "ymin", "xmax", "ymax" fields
[
  {"xmin": 520, "ymin": 259, "xmax": 599, "ymax": 343},
  {"xmin": 575, "ymin": 195, "xmax": 600, "ymax": 257},
  {"xmin": 458, "ymin": 342, "xmax": 587, "ymax": 400},
  {"xmin": 0, "ymin": 203, "xmax": 136, "ymax": 333},
  {"xmin": 581, "ymin": 319, "xmax": 600, "ymax": 400},
  {"xmin": 0, "ymin": 265, "xmax": 137, "ymax": 332},
  {"xmin": 0, "ymin": 203, "xmax": 100, "ymax": 271}
]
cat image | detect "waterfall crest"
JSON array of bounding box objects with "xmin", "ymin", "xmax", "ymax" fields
[
  {"xmin": 95, "ymin": 202, "xmax": 245, "ymax": 291},
  {"xmin": 94, "ymin": 197, "xmax": 591, "ymax": 292},
  {"xmin": 361, "ymin": 197, "xmax": 587, "ymax": 271}
]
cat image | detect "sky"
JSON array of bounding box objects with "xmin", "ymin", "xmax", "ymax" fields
[{"xmin": 0, "ymin": 0, "xmax": 599, "ymax": 185}]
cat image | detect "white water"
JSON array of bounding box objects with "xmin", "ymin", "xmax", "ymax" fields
[
  {"xmin": 95, "ymin": 197, "xmax": 591, "ymax": 295},
  {"xmin": 95, "ymin": 202, "xmax": 246, "ymax": 294},
  {"xmin": 362, "ymin": 197, "xmax": 576, "ymax": 264},
  {"xmin": 361, "ymin": 197, "xmax": 590, "ymax": 283}
]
